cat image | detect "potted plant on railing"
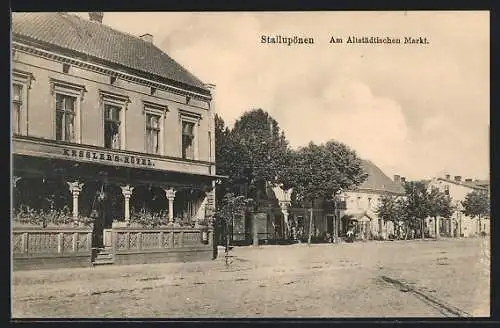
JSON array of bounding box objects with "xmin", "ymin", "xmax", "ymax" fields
[
  {"xmin": 117, "ymin": 208, "xmax": 169, "ymax": 228},
  {"xmin": 12, "ymin": 205, "xmax": 93, "ymax": 228}
]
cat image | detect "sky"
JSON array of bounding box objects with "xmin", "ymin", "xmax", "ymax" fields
[{"xmin": 75, "ymin": 11, "xmax": 489, "ymax": 181}]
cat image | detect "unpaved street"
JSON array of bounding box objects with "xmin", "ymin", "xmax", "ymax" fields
[{"xmin": 12, "ymin": 237, "xmax": 489, "ymax": 318}]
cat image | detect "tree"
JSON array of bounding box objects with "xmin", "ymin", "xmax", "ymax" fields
[
  {"xmin": 427, "ymin": 187, "xmax": 453, "ymax": 238},
  {"xmin": 462, "ymin": 189, "xmax": 490, "ymax": 235},
  {"xmin": 229, "ymin": 109, "xmax": 292, "ymax": 246},
  {"xmin": 376, "ymin": 194, "xmax": 405, "ymax": 238},
  {"xmin": 286, "ymin": 140, "xmax": 367, "ymax": 245},
  {"xmin": 403, "ymin": 181, "xmax": 430, "ymax": 239},
  {"xmin": 215, "ymin": 193, "xmax": 251, "ymax": 264}
]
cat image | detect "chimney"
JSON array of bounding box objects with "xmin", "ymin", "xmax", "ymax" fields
[
  {"xmin": 140, "ymin": 33, "xmax": 154, "ymax": 44},
  {"xmin": 454, "ymin": 176, "xmax": 462, "ymax": 182},
  {"xmin": 400, "ymin": 177, "xmax": 406, "ymax": 183},
  {"xmin": 393, "ymin": 175, "xmax": 400, "ymax": 183},
  {"xmin": 89, "ymin": 12, "xmax": 104, "ymax": 24},
  {"xmin": 445, "ymin": 174, "xmax": 451, "ymax": 180}
]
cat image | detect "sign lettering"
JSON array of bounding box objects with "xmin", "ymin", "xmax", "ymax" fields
[{"xmin": 63, "ymin": 148, "xmax": 154, "ymax": 167}]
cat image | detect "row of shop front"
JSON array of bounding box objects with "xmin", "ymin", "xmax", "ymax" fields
[{"xmin": 12, "ymin": 136, "xmax": 220, "ymax": 270}]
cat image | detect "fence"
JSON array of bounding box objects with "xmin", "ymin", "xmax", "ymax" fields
[
  {"xmin": 12, "ymin": 226, "xmax": 93, "ymax": 270},
  {"xmin": 111, "ymin": 226, "xmax": 214, "ymax": 265}
]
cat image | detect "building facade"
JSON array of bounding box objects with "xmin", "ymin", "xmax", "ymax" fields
[
  {"xmin": 426, "ymin": 175, "xmax": 490, "ymax": 237},
  {"xmin": 11, "ymin": 12, "xmax": 221, "ymax": 265},
  {"xmin": 341, "ymin": 160, "xmax": 406, "ymax": 240}
]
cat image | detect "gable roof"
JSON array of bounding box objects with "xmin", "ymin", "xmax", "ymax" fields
[
  {"xmin": 12, "ymin": 12, "xmax": 210, "ymax": 95},
  {"xmin": 355, "ymin": 160, "xmax": 405, "ymax": 195},
  {"xmin": 435, "ymin": 177, "xmax": 488, "ymax": 191}
]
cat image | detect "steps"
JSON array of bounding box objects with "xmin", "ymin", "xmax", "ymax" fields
[{"xmin": 92, "ymin": 248, "xmax": 114, "ymax": 266}]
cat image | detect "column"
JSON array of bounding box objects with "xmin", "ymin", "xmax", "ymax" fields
[
  {"xmin": 120, "ymin": 185, "xmax": 134, "ymax": 222},
  {"xmin": 164, "ymin": 188, "xmax": 176, "ymax": 225},
  {"xmin": 279, "ymin": 201, "xmax": 290, "ymax": 239},
  {"xmin": 67, "ymin": 181, "xmax": 84, "ymax": 221}
]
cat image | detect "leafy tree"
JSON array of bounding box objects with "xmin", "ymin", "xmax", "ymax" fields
[
  {"xmin": 231, "ymin": 109, "xmax": 292, "ymax": 201},
  {"xmin": 215, "ymin": 193, "xmax": 252, "ymax": 264},
  {"xmin": 462, "ymin": 189, "xmax": 490, "ymax": 234},
  {"xmin": 376, "ymin": 194, "xmax": 406, "ymax": 238},
  {"xmin": 402, "ymin": 181, "xmax": 429, "ymax": 239},
  {"xmin": 286, "ymin": 141, "xmax": 367, "ymax": 244},
  {"xmin": 427, "ymin": 187, "xmax": 453, "ymax": 238},
  {"xmin": 214, "ymin": 114, "xmax": 242, "ymax": 204},
  {"xmin": 214, "ymin": 109, "xmax": 292, "ymax": 246},
  {"xmin": 376, "ymin": 194, "xmax": 400, "ymax": 223}
]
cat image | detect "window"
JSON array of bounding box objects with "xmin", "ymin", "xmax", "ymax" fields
[
  {"xmin": 179, "ymin": 109, "xmax": 201, "ymax": 160},
  {"xmin": 12, "ymin": 70, "xmax": 33, "ymax": 136},
  {"xmin": 12, "ymin": 84, "xmax": 23, "ymax": 134},
  {"xmin": 50, "ymin": 79, "xmax": 86, "ymax": 143},
  {"xmin": 104, "ymin": 104, "xmax": 121, "ymax": 149},
  {"xmin": 444, "ymin": 185, "xmax": 450, "ymax": 195},
  {"xmin": 182, "ymin": 121, "xmax": 195, "ymax": 159},
  {"xmin": 99, "ymin": 91, "xmax": 129, "ymax": 150},
  {"xmin": 143, "ymin": 101, "xmax": 167, "ymax": 155},
  {"xmin": 55, "ymin": 93, "xmax": 76, "ymax": 142},
  {"xmin": 146, "ymin": 113, "xmax": 161, "ymax": 154}
]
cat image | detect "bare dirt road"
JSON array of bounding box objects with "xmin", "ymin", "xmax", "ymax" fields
[{"xmin": 12, "ymin": 237, "xmax": 489, "ymax": 318}]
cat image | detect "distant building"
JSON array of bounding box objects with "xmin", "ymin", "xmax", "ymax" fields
[
  {"xmin": 427, "ymin": 175, "xmax": 490, "ymax": 237},
  {"xmin": 341, "ymin": 160, "xmax": 405, "ymax": 240}
]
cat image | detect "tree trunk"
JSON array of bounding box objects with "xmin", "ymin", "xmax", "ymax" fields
[
  {"xmin": 307, "ymin": 206, "xmax": 313, "ymax": 245},
  {"xmin": 253, "ymin": 189, "xmax": 260, "ymax": 247},
  {"xmin": 435, "ymin": 216, "xmax": 440, "ymax": 239},
  {"xmin": 421, "ymin": 218, "xmax": 425, "ymax": 239},
  {"xmin": 226, "ymin": 217, "xmax": 230, "ymax": 254},
  {"xmin": 478, "ymin": 214, "xmax": 482, "ymax": 236}
]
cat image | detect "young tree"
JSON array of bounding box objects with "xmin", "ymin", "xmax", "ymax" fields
[
  {"xmin": 462, "ymin": 189, "xmax": 490, "ymax": 235},
  {"xmin": 427, "ymin": 187, "xmax": 453, "ymax": 238},
  {"xmin": 215, "ymin": 193, "xmax": 252, "ymax": 264},
  {"xmin": 376, "ymin": 194, "xmax": 404, "ymax": 238},
  {"xmin": 287, "ymin": 141, "xmax": 367, "ymax": 245},
  {"xmin": 403, "ymin": 181, "xmax": 430, "ymax": 239}
]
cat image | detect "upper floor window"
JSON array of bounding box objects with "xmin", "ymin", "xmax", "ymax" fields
[
  {"xmin": 104, "ymin": 104, "xmax": 121, "ymax": 149},
  {"xmin": 179, "ymin": 109, "xmax": 201, "ymax": 160},
  {"xmin": 143, "ymin": 101, "xmax": 168, "ymax": 155},
  {"xmin": 50, "ymin": 78, "xmax": 86, "ymax": 143},
  {"xmin": 56, "ymin": 93, "xmax": 76, "ymax": 142},
  {"xmin": 182, "ymin": 121, "xmax": 195, "ymax": 160},
  {"xmin": 12, "ymin": 70, "xmax": 34, "ymax": 136},
  {"xmin": 99, "ymin": 90, "xmax": 129, "ymax": 150},
  {"xmin": 146, "ymin": 113, "xmax": 161, "ymax": 154},
  {"xmin": 12, "ymin": 84, "xmax": 23, "ymax": 135}
]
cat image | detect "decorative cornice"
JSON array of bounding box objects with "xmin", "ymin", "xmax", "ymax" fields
[
  {"xmin": 49, "ymin": 78, "xmax": 87, "ymax": 100},
  {"xmin": 99, "ymin": 90, "xmax": 131, "ymax": 105},
  {"xmin": 12, "ymin": 41, "xmax": 212, "ymax": 102},
  {"xmin": 12, "ymin": 69, "xmax": 35, "ymax": 89},
  {"xmin": 178, "ymin": 109, "xmax": 202, "ymax": 125},
  {"xmin": 143, "ymin": 100, "xmax": 169, "ymax": 113}
]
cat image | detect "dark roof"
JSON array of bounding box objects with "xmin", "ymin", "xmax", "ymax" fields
[
  {"xmin": 12, "ymin": 12, "xmax": 209, "ymax": 94},
  {"xmin": 356, "ymin": 160, "xmax": 405, "ymax": 195},
  {"xmin": 436, "ymin": 177, "xmax": 488, "ymax": 191}
]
